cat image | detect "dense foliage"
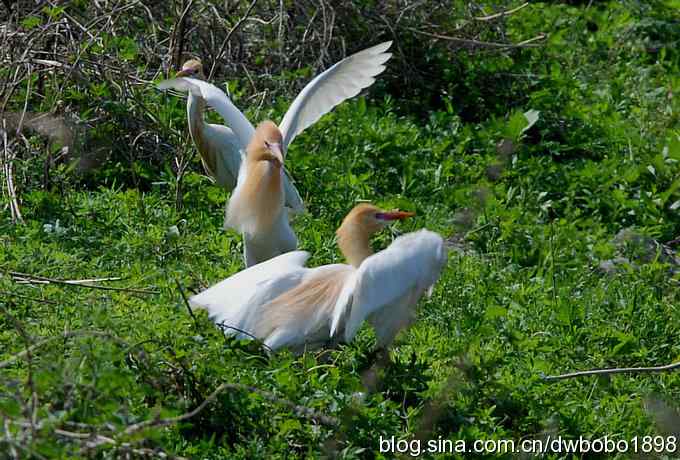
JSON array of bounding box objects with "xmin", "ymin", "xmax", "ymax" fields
[{"xmin": 1, "ymin": 0, "xmax": 680, "ymax": 458}]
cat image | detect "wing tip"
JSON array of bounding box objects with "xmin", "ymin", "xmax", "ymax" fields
[
  {"xmin": 373, "ymin": 41, "xmax": 393, "ymax": 53},
  {"xmin": 157, "ymin": 77, "xmax": 199, "ymax": 95},
  {"xmin": 286, "ymin": 204, "xmax": 307, "ymax": 215},
  {"xmin": 188, "ymin": 294, "xmax": 210, "ymax": 313},
  {"xmin": 156, "ymin": 79, "xmax": 176, "ymax": 91}
]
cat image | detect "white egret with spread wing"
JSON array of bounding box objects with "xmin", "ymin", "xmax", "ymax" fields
[
  {"xmin": 159, "ymin": 42, "xmax": 393, "ymax": 265},
  {"xmin": 189, "ymin": 204, "xmax": 447, "ymax": 353}
]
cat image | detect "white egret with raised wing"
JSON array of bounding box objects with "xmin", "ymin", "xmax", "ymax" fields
[
  {"xmin": 189, "ymin": 203, "xmax": 447, "ymax": 353},
  {"xmin": 159, "ymin": 42, "xmax": 393, "ymax": 265}
]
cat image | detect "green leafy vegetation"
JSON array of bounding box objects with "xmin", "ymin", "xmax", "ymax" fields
[{"xmin": 1, "ymin": 0, "xmax": 680, "ymax": 458}]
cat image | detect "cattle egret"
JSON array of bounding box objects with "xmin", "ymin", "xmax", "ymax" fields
[
  {"xmin": 190, "ymin": 204, "xmax": 447, "ymax": 353},
  {"xmin": 163, "ymin": 42, "xmax": 392, "ymax": 197},
  {"xmin": 225, "ymin": 120, "xmax": 296, "ymax": 266},
  {"xmin": 158, "ymin": 42, "xmax": 392, "ymax": 265}
]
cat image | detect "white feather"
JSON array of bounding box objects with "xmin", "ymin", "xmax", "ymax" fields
[
  {"xmin": 253, "ymin": 264, "xmax": 353, "ymax": 350},
  {"xmin": 242, "ymin": 212, "xmax": 298, "ymax": 268},
  {"xmin": 189, "ymin": 251, "xmax": 311, "ymax": 333},
  {"xmin": 279, "ymin": 41, "xmax": 392, "ymax": 150},
  {"xmin": 159, "ymin": 42, "xmax": 391, "ymax": 216},
  {"xmin": 200, "ymin": 123, "xmax": 242, "ymax": 189},
  {"xmin": 192, "ymin": 228, "xmax": 446, "ymax": 352},
  {"xmin": 158, "ymin": 77, "xmax": 255, "ymax": 149},
  {"xmin": 330, "ymin": 271, "xmax": 357, "ymax": 337},
  {"xmin": 159, "ymin": 78, "xmax": 304, "ymax": 213},
  {"xmin": 342, "ymin": 230, "xmax": 447, "ymax": 343}
]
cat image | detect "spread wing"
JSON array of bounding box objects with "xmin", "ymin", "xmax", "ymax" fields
[
  {"xmin": 201, "ymin": 123, "xmax": 243, "ymax": 190},
  {"xmin": 160, "ymin": 78, "xmax": 304, "ymax": 211},
  {"xmin": 278, "ymin": 41, "xmax": 392, "ymax": 150},
  {"xmin": 332, "ymin": 230, "xmax": 447, "ymax": 343},
  {"xmin": 283, "ymin": 169, "xmax": 304, "ymax": 213},
  {"xmin": 158, "ymin": 77, "xmax": 255, "ymax": 150},
  {"xmin": 189, "ymin": 251, "xmax": 311, "ymax": 331}
]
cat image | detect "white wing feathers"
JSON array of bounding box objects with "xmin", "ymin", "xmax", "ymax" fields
[
  {"xmin": 278, "ymin": 41, "xmax": 392, "ymax": 150},
  {"xmin": 336, "ymin": 230, "xmax": 447, "ymax": 343},
  {"xmin": 330, "ymin": 271, "xmax": 357, "ymax": 337},
  {"xmin": 201, "ymin": 123, "xmax": 243, "ymax": 190},
  {"xmin": 191, "ymin": 230, "xmax": 445, "ymax": 351},
  {"xmin": 159, "ymin": 78, "xmax": 305, "ymax": 212},
  {"xmin": 282, "ymin": 169, "xmax": 304, "ymax": 213},
  {"xmin": 157, "ymin": 77, "xmax": 255, "ymax": 150},
  {"xmin": 189, "ymin": 251, "xmax": 311, "ymax": 332}
]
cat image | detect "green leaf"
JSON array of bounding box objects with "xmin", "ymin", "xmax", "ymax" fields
[
  {"xmin": 666, "ymin": 134, "xmax": 680, "ymax": 161},
  {"xmin": 485, "ymin": 304, "xmax": 507, "ymax": 320},
  {"xmin": 278, "ymin": 419, "xmax": 302, "ymax": 435},
  {"xmin": 21, "ymin": 16, "xmax": 42, "ymax": 29},
  {"xmin": 505, "ymin": 110, "xmax": 528, "ymax": 141},
  {"xmin": 42, "ymin": 5, "xmax": 65, "ymax": 19},
  {"xmin": 611, "ymin": 331, "xmax": 637, "ymax": 356},
  {"xmin": 505, "ymin": 109, "xmax": 540, "ymax": 141}
]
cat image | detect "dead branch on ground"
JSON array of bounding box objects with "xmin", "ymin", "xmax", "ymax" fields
[{"xmin": 544, "ymin": 361, "xmax": 680, "ymax": 381}]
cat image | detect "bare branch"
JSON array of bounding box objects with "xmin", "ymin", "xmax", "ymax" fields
[
  {"xmin": 15, "ymin": 63, "xmax": 31, "ymax": 137},
  {"xmin": 474, "ymin": 2, "xmax": 530, "ymax": 21},
  {"xmin": 544, "ymin": 361, "xmax": 680, "ymax": 381},
  {"xmin": 215, "ymin": 321, "xmax": 274, "ymax": 353},
  {"xmin": 1, "ymin": 119, "xmax": 23, "ymax": 223},
  {"xmin": 407, "ymin": 27, "xmax": 545, "ymax": 50},
  {"xmin": 7, "ymin": 271, "xmax": 159, "ymax": 295},
  {"xmin": 170, "ymin": 0, "xmax": 195, "ymax": 69},
  {"xmin": 175, "ymin": 278, "xmax": 198, "ymax": 329},
  {"xmin": 208, "ymin": 0, "xmax": 259, "ymax": 80}
]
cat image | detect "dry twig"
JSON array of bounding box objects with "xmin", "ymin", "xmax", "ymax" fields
[
  {"xmin": 474, "ymin": 2, "xmax": 530, "ymax": 21},
  {"xmin": 544, "ymin": 361, "xmax": 680, "ymax": 381},
  {"xmin": 8, "ymin": 271, "xmax": 158, "ymax": 295},
  {"xmin": 216, "ymin": 321, "xmax": 274, "ymax": 353},
  {"xmin": 170, "ymin": 0, "xmax": 195, "ymax": 69},
  {"xmin": 407, "ymin": 27, "xmax": 545, "ymax": 50},
  {"xmin": 175, "ymin": 277, "xmax": 199, "ymax": 329},
  {"xmin": 124, "ymin": 381, "xmax": 339, "ymax": 432},
  {"xmin": 1, "ymin": 119, "xmax": 23, "ymax": 223},
  {"xmin": 208, "ymin": 0, "xmax": 259, "ymax": 80}
]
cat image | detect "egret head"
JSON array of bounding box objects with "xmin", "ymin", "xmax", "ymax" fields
[
  {"xmin": 176, "ymin": 58, "xmax": 205, "ymax": 79},
  {"xmin": 248, "ymin": 121, "xmax": 285, "ymax": 168},
  {"xmin": 337, "ymin": 203, "xmax": 414, "ymax": 251},
  {"xmin": 336, "ymin": 203, "xmax": 414, "ymax": 267},
  {"xmin": 340, "ymin": 203, "xmax": 414, "ymax": 236}
]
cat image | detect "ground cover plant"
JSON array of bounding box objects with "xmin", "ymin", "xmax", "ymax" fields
[{"xmin": 1, "ymin": 0, "xmax": 680, "ymax": 458}]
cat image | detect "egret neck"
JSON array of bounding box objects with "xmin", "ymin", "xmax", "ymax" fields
[
  {"xmin": 185, "ymin": 93, "xmax": 217, "ymax": 174},
  {"xmin": 226, "ymin": 121, "xmax": 285, "ymax": 236},
  {"xmin": 336, "ymin": 204, "xmax": 415, "ymax": 268}
]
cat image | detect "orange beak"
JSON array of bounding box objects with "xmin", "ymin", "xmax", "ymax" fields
[{"xmin": 375, "ymin": 210, "xmax": 415, "ymax": 221}]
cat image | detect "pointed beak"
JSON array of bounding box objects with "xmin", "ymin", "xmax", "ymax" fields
[
  {"xmin": 375, "ymin": 210, "xmax": 416, "ymax": 221},
  {"xmin": 176, "ymin": 69, "xmax": 194, "ymax": 78},
  {"xmin": 268, "ymin": 142, "xmax": 285, "ymax": 166}
]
